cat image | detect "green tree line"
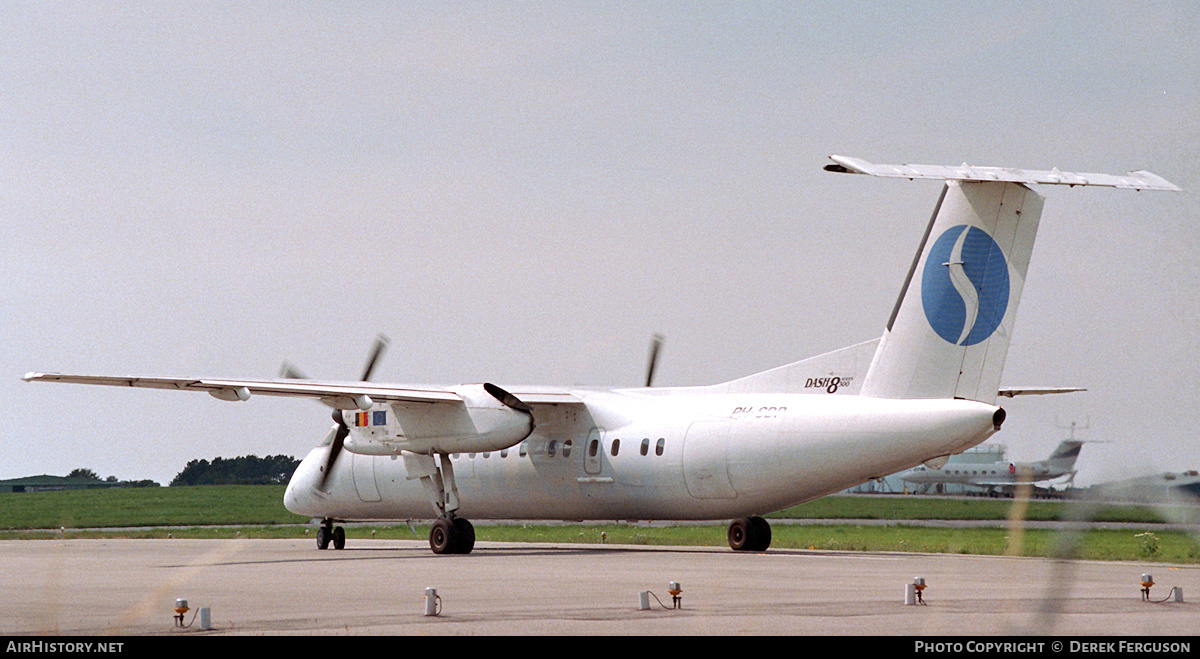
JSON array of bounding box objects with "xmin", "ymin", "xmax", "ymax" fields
[
  {"xmin": 169, "ymin": 455, "xmax": 301, "ymax": 486},
  {"xmin": 65, "ymin": 468, "xmax": 158, "ymax": 488}
]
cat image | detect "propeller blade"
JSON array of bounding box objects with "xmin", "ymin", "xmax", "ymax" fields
[
  {"xmin": 483, "ymin": 382, "xmax": 532, "ymax": 414},
  {"xmin": 645, "ymin": 333, "xmax": 664, "ymax": 387},
  {"xmin": 279, "ymin": 362, "xmax": 308, "ymax": 380},
  {"xmin": 318, "ymin": 410, "xmax": 350, "ymax": 492},
  {"xmin": 360, "ymin": 334, "xmax": 390, "ymax": 382}
]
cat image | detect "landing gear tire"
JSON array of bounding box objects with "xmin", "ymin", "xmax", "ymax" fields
[
  {"xmin": 317, "ymin": 519, "xmax": 345, "ymax": 550},
  {"xmin": 430, "ymin": 518, "xmax": 456, "ymax": 554},
  {"xmin": 452, "ymin": 518, "xmax": 475, "ymax": 554},
  {"xmin": 429, "ymin": 517, "xmax": 476, "ymax": 555},
  {"xmin": 749, "ymin": 516, "xmax": 771, "ymax": 551},
  {"xmin": 728, "ymin": 516, "xmax": 771, "ymax": 552}
]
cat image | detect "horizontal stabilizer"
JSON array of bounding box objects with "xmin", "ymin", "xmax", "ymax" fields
[
  {"xmin": 826, "ymin": 155, "xmax": 1180, "ymax": 191},
  {"xmin": 997, "ymin": 386, "xmax": 1087, "ymax": 398}
]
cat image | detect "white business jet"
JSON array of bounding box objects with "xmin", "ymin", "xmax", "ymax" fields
[
  {"xmin": 898, "ymin": 439, "xmax": 1092, "ymax": 495},
  {"xmin": 25, "ymin": 156, "xmax": 1179, "ymax": 554}
]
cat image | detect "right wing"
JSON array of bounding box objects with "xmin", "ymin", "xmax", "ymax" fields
[{"xmin": 23, "ymin": 372, "xmax": 583, "ymax": 409}]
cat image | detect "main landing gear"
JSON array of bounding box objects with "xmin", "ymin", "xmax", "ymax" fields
[
  {"xmin": 316, "ymin": 518, "xmax": 346, "ymax": 550},
  {"xmin": 429, "ymin": 516, "xmax": 475, "ymax": 554},
  {"xmin": 727, "ymin": 516, "xmax": 771, "ymax": 552},
  {"xmin": 404, "ymin": 452, "xmax": 478, "ymax": 555}
]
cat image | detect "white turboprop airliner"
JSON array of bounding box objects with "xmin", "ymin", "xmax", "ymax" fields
[{"xmin": 25, "ymin": 156, "xmax": 1179, "ymax": 554}]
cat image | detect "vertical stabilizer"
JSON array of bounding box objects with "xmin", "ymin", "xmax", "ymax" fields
[
  {"xmin": 1046, "ymin": 440, "xmax": 1085, "ymax": 473},
  {"xmin": 860, "ymin": 180, "xmax": 1043, "ymax": 403},
  {"xmin": 828, "ymin": 156, "xmax": 1177, "ymax": 403}
]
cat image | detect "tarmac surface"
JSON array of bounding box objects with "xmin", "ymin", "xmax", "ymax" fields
[{"xmin": 2, "ymin": 537, "xmax": 1198, "ymax": 637}]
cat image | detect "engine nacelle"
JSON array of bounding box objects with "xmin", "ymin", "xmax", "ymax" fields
[{"xmin": 342, "ymin": 383, "xmax": 534, "ymax": 455}]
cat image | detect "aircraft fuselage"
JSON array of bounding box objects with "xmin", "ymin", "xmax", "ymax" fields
[{"xmin": 284, "ymin": 391, "xmax": 1002, "ymax": 522}]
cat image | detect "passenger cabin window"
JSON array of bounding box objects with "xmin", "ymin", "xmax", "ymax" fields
[
  {"xmin": 500, "ymin": 448, "xmax": 508, "ymax": 458},
  {"xmin": 547, "ymin": 440, "xmax": 557, "ymax": 457},
  {"xmin": 588, "ymin": 439, "xmax": 599, "ymax": 457},
  {"xmin": 656, "ymin": 438, "xmax": 665, "ymax": 456},
  {"xmin": 640, "ymin": 438, "xmax": 649, "ymax": 456},
  {"xmin": 519, "ymin": 442, "xmax": 528, "ymax": 458},
  {"xmin": 562, "ymin": 440, "xmax": 573, "ymax": 458},
  {"xmin": 611, "ymin": 439, "xmax": 620, "ymax": 456}
]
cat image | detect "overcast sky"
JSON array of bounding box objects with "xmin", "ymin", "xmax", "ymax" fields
[{"xmin": 3, "ymin": 1, "xmax": 1197, "ymax": 488}]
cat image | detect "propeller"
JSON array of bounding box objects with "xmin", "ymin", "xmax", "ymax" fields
[
  {"xmin": 289, "ymin": 334, "xmax": 389, "ymax": 492},
  {"xmin": 645, "ymin": 333, "xmax": 664, "ymax": 387}
]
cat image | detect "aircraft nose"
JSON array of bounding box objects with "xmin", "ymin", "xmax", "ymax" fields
[
  {"xmin": 284, "ymin": 478, "xmax": 300, "ymax": 513},
  {"xmin": 284, "ymin": 447, "xmax": 327, "ymax": 516}
]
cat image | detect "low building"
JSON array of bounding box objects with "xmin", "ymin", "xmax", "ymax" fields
[{"xmin": 0, "ymin": 475, "xmax": 119, "ymax": 493}]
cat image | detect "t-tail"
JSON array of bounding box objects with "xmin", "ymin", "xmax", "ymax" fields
[
  {"xmin": 1046, "ymin": 440, "xmax": 1085, "ymax": 473},
  {"xmin": 825, "ymin": 156, "xmax": 1180, "ymax": 404}
]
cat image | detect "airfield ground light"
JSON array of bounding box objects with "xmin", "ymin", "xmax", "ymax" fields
[
  {"xmin": 171, "ymin": 597, "xmax": 187, "ymax": 624},
  {"xmin": 1139, "ymin": 574, "xmax": 1185, "ymax": 603},
  {"xmin": 172, "ymin": 598, "xmax": 212, "ymax": 629},
  {"xmin": 669, "ymin": 581, "xmax": 682, "ymax": 609}
]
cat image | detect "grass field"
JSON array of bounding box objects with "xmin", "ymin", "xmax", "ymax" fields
[
  {"xmin": 0, "ymin": 485, "xmax": 305, "ymax": 529},
  {"xmin": 770, "ymin": 494, "xmax": 1177, "ymax": 524},
  {"xmin": 2, "ymin": 486, "xmax": 1198, "ymax": 563}
]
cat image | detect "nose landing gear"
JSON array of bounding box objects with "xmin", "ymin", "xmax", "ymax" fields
[{"xmin": 316, "ymin": 519, "xmax": 346, "ymax": 550}]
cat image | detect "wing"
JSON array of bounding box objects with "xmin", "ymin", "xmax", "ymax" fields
[{"xmin": 23, "ymin": 372, "xmax": 582, "ymax": 409}]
